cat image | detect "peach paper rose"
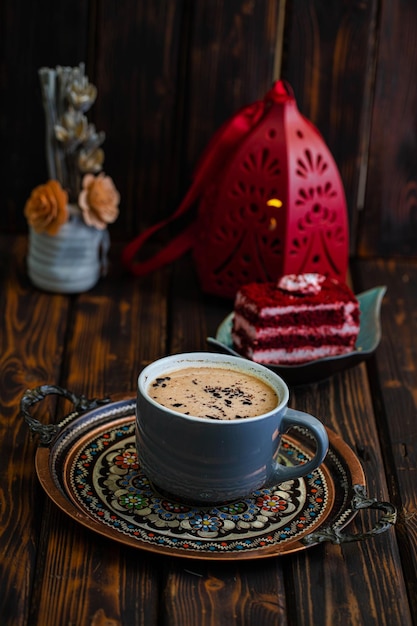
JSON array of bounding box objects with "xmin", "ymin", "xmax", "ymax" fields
[
  {"xmin": 78, "ymin": 173, "xmax": 120, "ymax": 230},
  {"xmin": 24, "ymin": 180, "xmax": 68, "ymax": 235}
]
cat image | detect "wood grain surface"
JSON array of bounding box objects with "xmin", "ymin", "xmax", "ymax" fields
[{"xmin": 0, "ymin": 234, "xmax": 415, "ymax": 625}]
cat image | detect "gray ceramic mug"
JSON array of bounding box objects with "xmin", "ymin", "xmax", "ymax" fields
[{"xmin": 136, "ymin": 352, "xmax": 329, "ymax": 504}]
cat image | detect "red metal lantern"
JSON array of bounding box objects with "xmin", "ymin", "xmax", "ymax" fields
[
  {"xmin": 193, "ymin": 81, "xmax": 348, "ymax": 297},
  {"xmin": 122, "ymin": 81, "xmax": 349, "ymax": 300}
]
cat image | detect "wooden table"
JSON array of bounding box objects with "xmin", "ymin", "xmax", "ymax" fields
[{"xmin": 1, "ymin": 236, "xmax": 416, "ymax": 626}]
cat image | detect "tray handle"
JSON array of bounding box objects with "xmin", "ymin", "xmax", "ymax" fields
[
  {"xmin": 20, "ymin": 384, "xmax": 110, "ymax": 446},
  {"xmin": 302, "ymin": 484, "xmax": 397, "ymax": 545}
]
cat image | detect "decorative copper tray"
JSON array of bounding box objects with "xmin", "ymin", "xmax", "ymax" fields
[{"xmin": 21, "ymin": 387, "xmax": 396, "ymax": 561}]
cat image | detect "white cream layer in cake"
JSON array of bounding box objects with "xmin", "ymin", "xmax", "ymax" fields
[{"xmin": 231, "ymin": 274, "xmax": 360, "ymax": 365}]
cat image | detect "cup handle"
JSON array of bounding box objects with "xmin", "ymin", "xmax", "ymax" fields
[{"xmin": 266, "ymin": 408, "xmax": 329, "ymax": 485}]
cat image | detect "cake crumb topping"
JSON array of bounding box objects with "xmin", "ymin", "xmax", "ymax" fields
[{"xmin": 277, "ymin": 273, "xmax": 326, "ymax": 295}]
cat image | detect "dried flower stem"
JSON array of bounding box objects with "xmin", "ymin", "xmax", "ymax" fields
[
  {"xmin": 39, "ymin": 68, "xmax": 61, "ymax": 182},
  {"xmin": 38, "ymin": 63, "xmax": 104, "ymax": 203}
]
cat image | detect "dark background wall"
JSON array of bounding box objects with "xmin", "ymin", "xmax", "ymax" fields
[{"xmin": 1, "ymin": 0, "xmax": 417, "ymax": 258}]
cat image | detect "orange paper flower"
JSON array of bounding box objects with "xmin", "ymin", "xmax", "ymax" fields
[
  {"xmin": 24, "ymin": 180, "xmax": 68, "ymax": 235},
  {"xmin": 78, "ymin": 173, "xmax": 120, "ymax": 230}
]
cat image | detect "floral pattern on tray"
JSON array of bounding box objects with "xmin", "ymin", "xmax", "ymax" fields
[{"xmin": 69, "ymin": 420, "xmax": 329, "ymax": 553}]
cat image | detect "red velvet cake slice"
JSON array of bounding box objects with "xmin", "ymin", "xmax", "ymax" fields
[{"xmin": 231, "ymin": 274, "xmax": 360, "ymax": 365}]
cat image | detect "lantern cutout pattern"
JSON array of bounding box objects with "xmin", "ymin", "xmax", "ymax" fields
[{"xmin": 193, "ymin": 81, "xmax": 349, "ymax": 298}]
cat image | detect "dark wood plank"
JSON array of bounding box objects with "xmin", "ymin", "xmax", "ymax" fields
[
  {"xmin": 282, "ymin": 0, "xmax": 378, "ymax": 253},
  {"xmin": 357, "ymin": 2, "xmax": 417, "ymax": 256},
  {"xmin": 352, "ymin": 257, "xmax": 417, "ymax": 616},
  {"xmin": 169, "ymin": 254, "xmax": 206, "ymax": 354},
  {"xmin": 0, "ymin": 236, "xmax": 71, "ymax": 625},
  {"xmin": 31, "ymin": 504, "xmax": 161, "ymax": 626},
  {"xmin": 162, "ymin": 559, "xmax": 287, "ymax": 626},
  {"xmin": 288, "ymin": 365, "xmax": 412, "ymax": 626},
  {"xmin": 183, "ymin": 0, "xmax": 285, "ymax": 186},
  {"xmin": 92, "ymin": 1, "xmax": 186, "ymax": 236}
]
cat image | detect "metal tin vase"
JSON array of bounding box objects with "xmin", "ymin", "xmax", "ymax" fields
[{"xmin": 26, "ymin": 204, "xmax": 110, "ymax": 294}]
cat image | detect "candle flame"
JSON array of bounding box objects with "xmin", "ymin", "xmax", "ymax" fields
[{"xmin": 267, "ymin": 198, "xmax": 283, "ymax": 208}]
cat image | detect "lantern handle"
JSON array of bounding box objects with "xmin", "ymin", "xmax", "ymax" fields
[{"xmin": 266, "ymin": 80, "xmax": 295, "ymax": 103}]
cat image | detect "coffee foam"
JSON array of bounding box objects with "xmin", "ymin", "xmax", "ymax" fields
[{"xmin": 147, "ymin": 366, "xmax": 279, "ymax": 420}]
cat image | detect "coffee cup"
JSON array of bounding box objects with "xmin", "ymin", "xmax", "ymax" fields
[{"xmin": 136, "ymin": 352, "xmax": 329, "ymax": 504}]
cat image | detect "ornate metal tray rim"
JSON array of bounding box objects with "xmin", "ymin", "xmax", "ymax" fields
[{"xmin": 22, "ymin": 387, "xmax": 396, "ymax": 561}]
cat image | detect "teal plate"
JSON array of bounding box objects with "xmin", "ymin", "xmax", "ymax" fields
[{"xmin": 207, "ymin": 286, "xmax": 386, "ymax": 385}]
